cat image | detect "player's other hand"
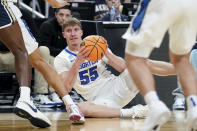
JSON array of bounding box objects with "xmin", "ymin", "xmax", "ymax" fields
[
  {"xmin": 101, "ymin": 36, "xmax": 108, "ymax": 47},
  {"xmin": 100, "ymin": 36, "xmax": 109, "ymax": 55},
  {"xmin": 46, "ymin": 0, "xmax": 70, "ymax": 8},
  {"xmin": 100, "ymin": 36, "xmax": 108, "ymax": 50}
]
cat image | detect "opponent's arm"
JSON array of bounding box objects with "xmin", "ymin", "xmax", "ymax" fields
[
  {"xmin": 44, "ymin": 0, "xmax": 69, "ymax": 8},
  {"xmin": 60, "ymin": 48, "xmax": 90, "ymax": 92},
  {"xmin": 105, "ymin": 49, "xmax": 126, "ymax": 73},
  {"xmin": 146, "ymin": 59, "xmax": 176, "ymax": 76}
]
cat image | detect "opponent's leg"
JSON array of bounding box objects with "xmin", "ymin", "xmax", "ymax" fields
[
  {"xmin": 126, "ymin": 54, "xmax": 170, "ymax": 131},
  {"xmin": 170, "ymin": 51, "xmax": 197, "ymax": 131},
  {"xmin": 0, "ymin": 21, "xmax": 30, "ymax": 87},
  {"xmin": 0, "ymin": 21, "xmax": 51, "ymax": 128},
  {"xmin": 29, "ymin": 48, "xmax": 67, "ymax": 97}
]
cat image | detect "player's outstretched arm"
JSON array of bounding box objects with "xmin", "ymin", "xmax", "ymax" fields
[
  {"xmin": 105, "ymin": 49, "xmax": 126, "ymax": 73},
  {"xmin": 146, "ymin": 59, "xmax": 176, "ymax": 76},
  {"xmin": 44, "ymin": 0, "xmax": 69, "ymax": 8}
]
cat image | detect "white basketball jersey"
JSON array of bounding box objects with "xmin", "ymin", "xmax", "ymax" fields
[{"xmin": 54, "ymin": 47, "xmax": 115, "ymax": 101}]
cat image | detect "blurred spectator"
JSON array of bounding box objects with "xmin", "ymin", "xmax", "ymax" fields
[
  {"xmin": 39, "ymin": 6, "xmax": 71, "ymax": 57},
  {"xmin": 85, "ymin": 0, "xmax": 109, "ymax": 19},
  {"xmin": 49, "ymin": 7, "xmax": 80, "ymax": 19},
  {"xmin": 97, "ymin": 0, "xmax": 129, "ymax": 21},
  {"xmin": 34, "ymin": 6, "xmax": 72, "ymax": 107}
]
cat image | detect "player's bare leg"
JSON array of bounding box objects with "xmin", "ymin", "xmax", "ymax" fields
[
  {"xmin": 125, "ymin": 54, "xmax": 154, "ymax": 95},
  {"xmin": 125, "ymin": 53, "xmax": 170, "ymax": 131},
  {"xmin": 170, "ymin": 51, "xmax": 197, "ymax": 130},
  {"xmin": 0, "ymin": 21, "xmax": 30, "ymax": 87},
  {"xmin": 29, "ymin": 48, "xmax": 85, "ymax": 124},
  {"xmin": 78, "ymin": 102, "xmax": 148, "ymax": 118}
]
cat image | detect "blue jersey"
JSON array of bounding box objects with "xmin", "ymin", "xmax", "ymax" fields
[{"xmin": 0, "ymin": 0, "xmax": 16, "ymax": 29}]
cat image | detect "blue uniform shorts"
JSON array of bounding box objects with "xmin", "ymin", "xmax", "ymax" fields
[{"xmin": 0, "ymin": 0, "xmax": 16, "ymax": 29}]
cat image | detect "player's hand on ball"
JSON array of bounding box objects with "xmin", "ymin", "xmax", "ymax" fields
[
  {"xmin": 100, "ymin": 36, "xmax": 108, "ymax": 47},
  {"xmin": 81, "ymin": 35, "xmax": 108, "ymax": 62},
  {"xmin": 76, "ymin": 47, "xmax": 91, "ymax": 65},
  {"xmin": 100, "ymin": 36, "xmax": 108, "ymax": 53}
]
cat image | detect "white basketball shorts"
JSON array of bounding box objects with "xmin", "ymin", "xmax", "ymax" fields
[
  {"xmin": 91, "ymin": 69, "xmax": 139, "ymax": 108},
  {"xmin": 123, "ymin": 0, "xmax": 197, "ymax": 57}
]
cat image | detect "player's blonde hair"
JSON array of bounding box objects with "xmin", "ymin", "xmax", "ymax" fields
[{"xmin": 62, "ymin": 17, "xmax": 82, "ymax": 31}]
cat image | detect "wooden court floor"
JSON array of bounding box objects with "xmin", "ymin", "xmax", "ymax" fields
[{"xmin": 0, "ymin": 111, "xmax": 187, "ymax": 131}]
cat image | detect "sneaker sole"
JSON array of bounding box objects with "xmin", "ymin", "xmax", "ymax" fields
[
  {"xmin": 69, "ymin": 114, "xmax": 81, "ymax": 121},
  {"xmin": 143, "ymin": 110, "xmax": 171, "ymax": 131},
  {"xmin": 14, "ymin": 107, "xmax": 50, "ymax": 128},
  {"xmin": 173, "ymin": 106, "xmax": 185, "ymax": 111},
  {"xmin": 173, "ymin": 107, "xmax": 185, "ymax": 111},
  {"xmin": 69, "ymin": 114, "xmax": 85, "ymax": 124},
  {"xmin": 72, "ymin": 120, "xmax": 85, "ymax": 124}
]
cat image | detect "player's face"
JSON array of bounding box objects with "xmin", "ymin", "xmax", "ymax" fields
[
  {"xmin": 63, "ymin": 25, "xmax": 83, "ymax": 50},
  {"xmin": 55, "ymin": 9, "xmax": 72, "ymax": 26}
]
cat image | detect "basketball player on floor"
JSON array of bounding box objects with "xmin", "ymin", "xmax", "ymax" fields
[
  {"xmin": 122, "ymin": 0, "xmax": 197, "ymax": 130},
  {"xmin": 1, "ymin": 0, "xmax": 84, "ymax": 128},
  {"xmin": 54, "ymin": 18, "xmax": 177, "ymax": 118}
]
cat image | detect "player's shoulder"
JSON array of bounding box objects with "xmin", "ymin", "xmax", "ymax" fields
[
  {"xmin": 56, "ymin": 49, "xmax": 67, "ymax": 58},
  {"xmin": 54, "ymin": 49, "xmax": 69, "ymax": 66},
  {"xmin": 55, "ymin": 49, "xmax": 68, "ymax": 62},
  {"xmin": 56, "ymin": 48, "xmax": 77, "ymax": 62}
]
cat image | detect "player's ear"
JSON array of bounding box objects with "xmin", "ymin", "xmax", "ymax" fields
[
  {"xmin": 55, "ymin": 12, "xmax": 57, "ymax": 17},
  {"xmin": 62, "ymin": 32, "xmax": 66, "ymax": 38}
]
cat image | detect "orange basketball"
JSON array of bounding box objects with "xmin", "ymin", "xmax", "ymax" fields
[{"xmin": 80, "ymin": 35, "xmax": 107, "ymax": 62}]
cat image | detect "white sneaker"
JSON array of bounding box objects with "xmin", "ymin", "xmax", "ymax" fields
[
  {"xmin": 130, "ymin": 104, "xmax": 149, "ymax": 119},
  {"xmin": 14, "ymin": 100, "xmax": 51, "ymax": 128},
  {"xmin": 67, "ymin": 104, "xmax": 85, "ymax": 124},
  {"xmin": 142, "ymin": 101, "xmax": 171, "ymax": 131},
  {"xmin": 33, "ymin": 94, "xmax": 57, "ymax": 108},
  {"xmin": 49, "ymin": 92, "xmax": 64, "ymax": 106},
  {"xmin": 186, "ymin": 106, "xmax": 197, "ymax": 131},
  {"xmin": 173, "ymin": 97, "xmax": 185, "ymax": 111}
]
